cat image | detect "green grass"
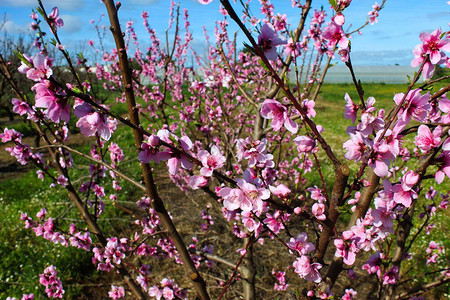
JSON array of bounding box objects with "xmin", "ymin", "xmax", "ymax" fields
[{"xmin": 0, "ymin": 122, "xmax": 142, "ymax": 298}]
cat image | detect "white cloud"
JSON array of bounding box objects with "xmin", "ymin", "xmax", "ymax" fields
[
  {"xmin": 60, "ymin": 14, "xmax": 82, "ymax": 33},
  {"xmin": 0, "ymin": 20, "xmax": 30, "ymax": 34},
  {"xmin": 0, "ymin": 0, "xmax": 83, "ymax": 11}
]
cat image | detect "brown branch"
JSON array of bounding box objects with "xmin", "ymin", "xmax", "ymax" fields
[
  {"xmin": 315, "ymin": 164, "xmax": 350, "ymax": 264},
  {"xmin": 265, "ymin": 0, "xmax": 312, "ymax": 99},
  {"xmin": 345, "ymin": 53, "xmax": 366, "ymax": 110},
  {"xmin": 217, "ymin": 237, "xmax": 253, "ymax": 300},
  {"xmin": 102, "ymin": 1, "xmax": 210, "ymax": 299},
  {"xmin": 395, "ymin": 275, "xmax": 450, "ymax": 300},
  {"xmin": 33, "ymin": 144, "xmax": 146, "ymax": 191}
]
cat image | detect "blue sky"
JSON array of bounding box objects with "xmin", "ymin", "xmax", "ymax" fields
[{"xmin": 0, "ymin": 0, "xmax": 449, "ymax": 65}]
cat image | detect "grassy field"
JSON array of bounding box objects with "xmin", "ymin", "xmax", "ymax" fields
[{"xmin": 0, "ymin": 82, "xmax": 449, "ymax": 298}]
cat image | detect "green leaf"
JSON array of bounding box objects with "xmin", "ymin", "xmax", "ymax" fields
[
  {"xmin": 168, "ymin": 134, "xmax": 178, "ymax": 145},
  {"xmin": 35, "ymin": 7, "xmax": 45, "ymax": 20},
  {"xmin": 258, "ymin": 59, "xmax": 269, "ymax": 72},
  {"xmin": 71, "ymin": 86, "xmax": 83, "ymax": 94},
  {"xmin": 328, "ymin": 0, "xmax": 338, "ymax": 10},
  {"xmin": 406, "ymin": 75, "xmax": 412, "ymax": 84},
  {"xmin": 13, "ymin": 51, "xmax": 33, "ymax": 68}
]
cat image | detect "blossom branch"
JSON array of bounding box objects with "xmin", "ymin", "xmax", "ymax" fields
[
  {"xmin": 220, "ymin": 0, "xmax": 341, "ymax": 168},
  {"xmin": 32, "ymin": 144, "xmax": 146, "ymax": 191},
  {"xmin": 102, "ymin": 1, "xmax": 210, "ymax": 299}
]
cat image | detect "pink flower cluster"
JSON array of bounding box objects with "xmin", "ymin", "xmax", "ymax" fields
[
  {"xmin": 257, "ymin": 23, "xmax": 286, "ymax": 61},
  {"xmin": 1, "ymin": 129, "xmax": 31, "ymax": 165},
  {"xmin": 292, "ymin": 255, "xmax": 322, "ymax": 283},
  {"xmin": 20, "ymin": 210, "xmax": 92, "ymax": 251},
  {"xmin": 411, "ymin": 29, "xmax": 450, "ymax": 80},
  {"xmin": 307, "ymin": 186, "xmax": 327, "ymax": 221},
  {"xmin": 220, "ymin": 178, "xmax": 270, "ymax": 214},
  {"xmin": 322, "ymin": 19, "xmax": 349, "ymax": 62},
  {"xmin": 74, "ymin": 100, "xmax": 115, "ymax": 140},
  {"xmin": 6, "ymin": 295, "xmax": 34, "ymax": 300},
  {"xmin": 108, "ymin": 285, "xmax": 125, "ymax": 299},
  {"xmin": 39, "ymin": 265, "xmax": 65, "ymax": 298},
  {"xmin": 143, "ymin": 278, "xmax": 187, "ymax": 300},
  {"xmin": 92, "ymin": 237, "xmax": 128, "ymax": 272},
  {"xmin": 425, "ymin": 241, "xmax": 443, "ymax": 266},
  {"xmin": 368, "ymin": 2, "xmax": 382, "ymax": 25},
  {"xmin": 272, "ymin": 269, "xmax": 289, "ymax": 291},
  {"xmin": 260, "ymin": 99, "xmax": 298, "ymax": 133}
]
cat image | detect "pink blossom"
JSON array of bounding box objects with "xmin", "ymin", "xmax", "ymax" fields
[
  {"xmin": 336, "ymin": 0, "xmax": 352, "ymax": 10},
  {"xmin": 293, "ymin": 255, "xmax": 322, "ymax": 283},
  {"xmin": 273, "ymin": 13, "xmax": 287, "ymax": 31},
  {"xmin": 264, "ymin": 212, "xmax": 284, "ymax": 234},
  {"xmin": 341, "ymin": 288, "xmax": 357, "ymax": 300},
  {"xmin": 356, "ymin": 97, "xmax": 385, "ymax": 137},
  {"xmin": 269, "ymin": 184, "xmax": 291, "ymax": 200},
  {"xmin": 47, "ymin": 7, "xmax": 64, "ymax": 29},
  {"xmin": 197, "ymin": 145, "xmax": 225, "ymax": 177},
  {"xmin": 198, "ymin": 0, "xmax": 213, "ymax": 4},
  {"xmin": 443, "ymin": 137, "xmax": 450, "ymax": 151},
  {"xmin": 108, "ymin": 285, "xmax": 125, "ymax": 299},
  {"xmin": 369, "ymin": 130, "xmax": 401, "ymax": 177},
  {"xmin": 333, "ymin": 13, "xmax": 345, "ymax": 26},
  {"xmin": 344, "ymin": 93, "xmax": 358, "ymax": 123},
  {"xmin": 371, "ymin": 207, "xmax": 394, "ymax": 232},
  {"xmin": 419, "ymin": 29, "xmax": 450, "ymax": 64},
  {"xmin": 412, "ymin": 29, "xmax": 449, "ymax": 79},
  {"xmin": 394, "ymin": 89, "xmax": 430, "ymax": 123},
  {"xmin": 391, "ymin": 184, "xmax": 416, "ymax": 208},
  {"xmin": 368, "ymin": 2, "xmax": 381, "ymax": 25},
  {"xmin": 6, "ymin": 143, "xmax": 32, "ymax": 165},
  {"xmin": 1, "ymin": 128, "xmax": 23, "ymax": 143},
  {"xmin": 294, "ymin": 135, "xmax": 315, "ymax": 153},
  {"xmin": 220, "ymin": 187, "xmax": 246, "ymax": 211},
  {"xmin": 258, "ymin": 23, "xmax": 286, "ymax": 61},
  {"xmin": 238, "ymin": 179, "xmax": 270, "ymax": 212},
  {"xmin": 284, "ymin": 38, "xmax": 302, "ymax": 57},
  {"xmin": 312, "ymin": 203, "xmax": 326, "ymax": 221},
  {"xmin": 74, "ymin": 101, "xmax": 112, "ymax": 140},
  {"xmin": 32, "ymin": 81, "xmax": 70, "ymax": 123},
  {"xmin": 334, "ymin": 239, "xmax": 357, "ymax": 265},
  {"xmin": 362, "ymin": 252, "xmax": 383, "ymax": 277},
  {"xmin": 415, "ymin": 125, "xmax": 442, "ymax": 153},
  {"xmin": 343, "ymin": 132, "xmax": 369, "ymax": 162},
  {"xmin": 39, "ymin": 265, "xmax": 65, "ymax": 298},
  {"xmin": 241, "ymin": 211, "xmax": 260, "ymax": 232},
  {"xmin": 302, "ymin": 99, "xmax": 316, "ymax": 118},
  {"xmin": 401, "ymin": 171, "xmax": 419, "ymax": 191},
  {"xmin": 307, "ymin": 186, "xmax": 327, "ymax": 203},
  {"xmin": 21, "ymin": 53, "xmax": 53, "ymax": 81},
  {"xmin": 139, "ymin": 135, "xmax": 171, "ymax": 164},
  {"xmin": 260, "ymin": 99, "xmax": 298, "ymax": 133},
  {"xmin": 238, "ymin": 138, "xmax": 274, "ymax": 168},
  {"xmin": 158, "ymin": 130, "xmax": 194, "ymax": 175},
  {"xmin": 411, "ymin": 45, "xmax": 436, "ymax": 80},
  {"xmin": 435, "ymin": 151, "xmax": 450, "ymax": 184},
  {"xmin": 188, "ymin": 175, "xmax": 208, "ymax": 190},
  {"xmin": 322, "ymin": 21, "xmax": 349, "ymax": 50},
  {"xmin": 273, "ymin": 270, "xmax": 289, "ymax": 291},
  {"xmin": 11, "ymin": 98, "xmax": 33, "ymax": 116},
  {"xmin": 382, "ymin": 265, "xmax": 399, "ymax": 285},
  {"xmin": 288, "ymin": 233, "xmax": 315, "ymax": 255}
]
